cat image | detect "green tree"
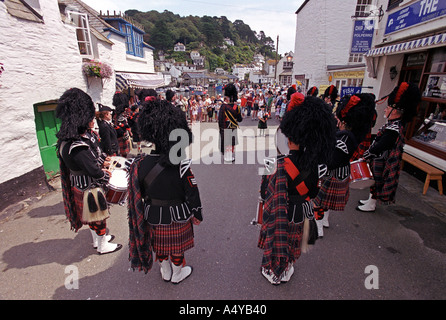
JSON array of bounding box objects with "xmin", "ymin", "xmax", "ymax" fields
[{"xmin": 149, "ymin": 20, "xmax": 175, "ymax": 51}]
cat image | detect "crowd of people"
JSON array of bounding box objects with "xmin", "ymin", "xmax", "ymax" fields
[
  {"xmin": 55, "ymin": 79, "xmax": 421, "ymax": 286},
  {"xmin": 169, "ymin": 84, "xmax": 308, "ymax": 125}
]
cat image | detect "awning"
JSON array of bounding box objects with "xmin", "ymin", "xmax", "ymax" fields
[
  {"xmin": 365, "ymin": 32, "xmax": 446, "ymax": 57},
  {"xmin": 116, "ymin": 72, "xmax": 165, "ymax": 90}
]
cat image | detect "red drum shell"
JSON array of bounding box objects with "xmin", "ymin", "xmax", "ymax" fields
[
  {"xmin": 350, "ymin": 159, "xmax": 375, "ymax": 190},
  {"xmin": 105, "ymin": 188, "xmax": 128, "ymax": 204},
  {"xmin": 106, "ymin": 169, "xmax": 128, "ymax": 204}
]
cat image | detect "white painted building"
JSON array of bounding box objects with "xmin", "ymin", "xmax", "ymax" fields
[
  {"xmin": 276, "ymin": 52, "xmax": 294, "ymax": 86},
  {"xmin": 293, "ymin": 0, "xmax": 366, "ymax": 95},
  {"xmin": 0, "ymin": 0, "xmax": 160, "ymax": 205},
  {"xmin": 0, "ymin": 0, "xmax": 113, "ymax": 188},
  {"xmin": 232, "ymin": 64, "xmax": 257, "ymax": 80},
  {"xmin": 174, "ymin": 42, "xmax": 186, "ymax": 52}
]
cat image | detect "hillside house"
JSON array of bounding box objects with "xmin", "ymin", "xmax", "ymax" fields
[{"xmin": 174, "ymin": 42, "xmax": 186, "ymax": 52}]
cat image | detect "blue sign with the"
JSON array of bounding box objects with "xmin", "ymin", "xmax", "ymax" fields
[
  {"xmin": 385, "ymin": 0, "xmax": 446, "ymax": 35},
  {"xmin": 351, "ymin": 20, "xmax": 374, "ymax": 54},
  {"xmin": 341, "ymin": 87, "xmax": 362, "ymax": 98}
]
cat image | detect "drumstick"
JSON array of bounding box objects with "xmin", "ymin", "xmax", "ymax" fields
[{"xmin": 109, "ymin": 159, "xmax": 118, "ymax": 172}]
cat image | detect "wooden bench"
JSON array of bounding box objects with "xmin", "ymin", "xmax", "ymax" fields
[{"xmin": 401, "ymin": 152, "xmax": 444, "ymax": 195}]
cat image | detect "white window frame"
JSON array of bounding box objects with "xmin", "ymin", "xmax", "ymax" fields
[
  {"xmin": 349, "ymin": 53, "xmax": 364, "ymax": 63},
  {"xmin": 68, "ymin": 11, "xmax": 94, "ymax": 58},
  {"xmin": 355, "ymin": 0, "xmax": 373, "ymax": 18}
]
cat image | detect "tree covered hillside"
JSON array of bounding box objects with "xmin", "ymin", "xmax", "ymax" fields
[{"xmin": 125, "ymin": 9, "xmax": 278, "ymax": 71}]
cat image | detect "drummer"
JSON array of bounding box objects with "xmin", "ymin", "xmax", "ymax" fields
[
  {"xmin": 56, "ymin": 88, "xmax": 122, "ymax": 255},
  {"xmin": 258, "ymin": 96, "xmax": 337, "ymax": 285},
  {"xmin": 128, "ymin": 97, "xmax": 203, "ymax": 284},
  {"xmin": 357, "ymin": 82, "xmax": 421, "ymax": 212},
  {"xmin": 313, "ymin": 94, "xmax": 376, "ymax": 237}
]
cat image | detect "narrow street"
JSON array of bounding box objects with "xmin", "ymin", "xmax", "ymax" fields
[{"xmin": 0, "ymin": 120, "xmax": 445, "ymax": 303}]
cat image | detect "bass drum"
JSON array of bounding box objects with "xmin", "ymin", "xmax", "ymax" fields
[{"xmin": 275, "ymin": 128, "xmax": 289, "ymax": 155}]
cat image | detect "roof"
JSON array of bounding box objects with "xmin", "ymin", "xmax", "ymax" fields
[
  {"xmin": 295, "ymin": 0, "xmax": 310, "ymax": 15},
  {"xmin": 183, "ymin": 72, "xmax": 209, "ymax": 79},
  {"xmin": 4, "ymin": 0, "xmax": 43, "ymax": 23},
  {"xmin": 59, "ymin": 0, "xmax": 114, "ymax": 45},
  {"xmin": 59, "ymin": 0, "xmax": 154, "ymax": 49},
  {"xmin": 326, "ymin": 64, "xmax": 365, "ymax": 71}
]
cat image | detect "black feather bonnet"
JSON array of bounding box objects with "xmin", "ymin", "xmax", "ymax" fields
[
  {"xmin": 280, "ymin": 96, "xmax": 337, "ymax": 170},
  {"xmin": 56, "ymin": 88, "xmax": 95, "ymax": 141},
  {"xmin": 138, "ymin": 98, "xmax": 192, "ymax": 165}
]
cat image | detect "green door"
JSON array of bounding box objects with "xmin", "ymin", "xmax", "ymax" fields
[{"xmin": 34, "ymin": 101, "xmax": 61, "ymax": 180}]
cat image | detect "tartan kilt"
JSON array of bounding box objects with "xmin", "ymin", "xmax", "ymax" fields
[
  {"xmin": 151, "ymin": 219, "xmax": 195, "ymax": 255},
  {"xmin": 258, "ymin": 221, "xmax": 304, "ymax": 263},
  {"xmin": 118, "ymin": 137, "xmax": 130, "ymax": 156},
  {"xmin": 72, "ymin": 187, "xmax": 85, "ymax": 225},
  {"xmin": 314, "ymin": 176, "xmax": 350, "ymax": 211}
]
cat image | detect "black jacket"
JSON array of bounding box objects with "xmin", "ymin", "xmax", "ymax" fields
[
  {"xmin": 97, "ymin": 119, "xmax": 119, "ymax": 156},
  {"xmin": 137, "ymin": 153, "xmax": 202, "ymax": 225}
]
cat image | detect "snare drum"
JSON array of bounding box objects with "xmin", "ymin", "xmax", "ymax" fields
[
  {"xmin": 106, "ymin": 169, "xmax": 128, "ymax": 205},
  {"xmin": 109, "ymin": 156, "xmax": 127, "ymax": 170},
  {"xmin": 350, "ymin": 159, "xmax": 375, "ymax": 190}
]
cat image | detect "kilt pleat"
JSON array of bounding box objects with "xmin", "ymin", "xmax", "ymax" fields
[
  {"xmin": 258, "ymin": 221, "xmax": 304, "ymax": 263},
  {"xmin": 314, "ymin": 176, "xmax": 350, "ymax": 211},
  {"xmin": 118, "ymin": 137, "xmax": 130, "ymax": 156},
  {"xmin": 72, "ymin": 187, "xmax": 85, "ymax": 225},
  {"xmin": 151, "ymin": 219, "xmax": 195, "ymax": 255}
]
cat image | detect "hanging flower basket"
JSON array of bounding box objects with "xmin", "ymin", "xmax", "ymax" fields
[{"xmin": 82, "ymin": 60, "xmax": 113, "ymax": 79}]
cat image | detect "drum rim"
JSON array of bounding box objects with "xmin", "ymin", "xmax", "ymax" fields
[
  {"xmin": 350, "ymin": 159, "xmax": 368, "ymax": 164},
  {"xmin": 350, "ymin": 177, "xmax": 375, "ymax": 183},
  {"xmin": 107, "ymin": 186, "xmax": 127, "ymax": 192}
]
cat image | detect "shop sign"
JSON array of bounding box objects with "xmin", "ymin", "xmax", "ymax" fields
[
  {"xmin": 341, "ymin": 86, "xmax": 362, "ymax": 98},
  {"xmin": 385, "ymin": 0, "xmax": 446, "ymax": 35},
  {"xmin": 333, "ymin": 71, "xmax": 365, "ymax": 79},
  {"xmin": 351, "ymin": 19, "xmax": 375, "ymax": 54}
]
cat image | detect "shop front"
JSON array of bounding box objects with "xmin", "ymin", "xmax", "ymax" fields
[
  {"xmin": 366, "ymin": 37, "xmax": 446, "ymax": 171},
  {"xmin": 363, "ymin": 0, "xmax": 446, "ymax": 173},
  {"xmin": 403, "ymin": 47, "xmax": 446, "ymax": 170}
]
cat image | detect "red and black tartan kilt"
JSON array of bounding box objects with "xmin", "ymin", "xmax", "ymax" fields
[
  {"xmin": 287, "ymin": 222, "xmax": 304, "ymax": 262},
  {"xmin": 314, "ymin": 176, "xmax": 350, "ymax": 211},
  {"xmin": 72, "ymin": 187, "xmax": 85, "ymax": 225},
  {"xmin": 118, "ymin": 137, "xmax": 130, "ymax": 156},
  {"xmin": 258, "ymin": 221, "xmax": 304, "ymax": 262},
  {"xmin": 151, "ymin": 220, "xmax": 195, "ymax": 256}
]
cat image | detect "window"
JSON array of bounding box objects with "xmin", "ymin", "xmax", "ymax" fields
[
  {"xmin": 355, "ymin": 0, "xmax": 373, "ymax": 18},
  {"xmin": 283, "ymin": 61, "xmax": 293, "ymax": 69},
  {"xmin": 349, "ymin": 53, "xmax": 364, "ymax": 63},
  {"xmin": 121, "ymin": 23, "xmax": 144, "ymax": 58},
  {"xmin": 68, "ymin": 11, "xmax": 93, "ymax": 57},
  {"xmin": 387, "ymin": 0, "xmax": 403, "ymax": 11},
  {"xmin": 403, "ymin": 48, "xmax": 446, "ymax": 159}
]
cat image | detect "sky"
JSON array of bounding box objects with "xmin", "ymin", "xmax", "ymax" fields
[{"xmin": 81, "ymin": 0, "xmax": 305, "ymax": 55}]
